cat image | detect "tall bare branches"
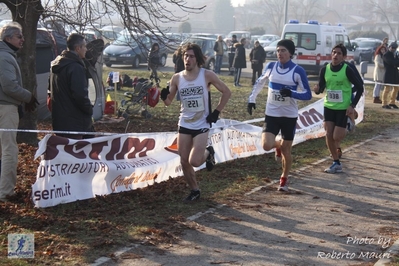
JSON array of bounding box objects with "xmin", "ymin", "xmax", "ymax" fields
[
  {"xmin": 0, "ymin": 0, "xmax": 206, "ymax": 143},
  {"xmin": 40, "ymin": 0, "xmax": 204, "ymax": 34},
  {"xmin": 365, "ymin": 0, "xmax": 398, "ymax": 40},
  {"xmin": 289, "ymin": 0, "xmax": 323, "ymax": 23}
]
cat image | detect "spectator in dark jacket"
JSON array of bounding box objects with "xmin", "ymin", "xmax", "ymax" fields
[
  {"xmin": 381, "ymin": 42, "xmax": 399, "ymax": 109},
  {"xmin": 172, "ymin": 46, "xmax": 185, "ymax": 73},
  {"xmin": 228, "ymin": 34, "xmax": 238, "ymax": 75},
  {"xmin": 50, "ymin": 33, "xmax": 93, "ymax": 139},
  {"xmin": 249, "ymin": 40, "xmax": 266, "ymax": 85},
  {"xmin": 233, "ymin": 38, "xmax": 247, "ymax": 87},
  {"xmin": 148, "ymin": 43, "xmax": 161, "ymax": 84}
]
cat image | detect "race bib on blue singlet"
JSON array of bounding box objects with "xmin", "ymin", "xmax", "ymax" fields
[{"xmin": 269, "ymin": 90, "xmax": 290, "ymax": 106}]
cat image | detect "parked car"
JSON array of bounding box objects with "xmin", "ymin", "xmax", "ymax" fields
[
  {"xmin": 224, "ymin": 31, "xmax": 251, "ymax": 48},
  {"xmin": 264, "ymin": 39, "xmax": 280, "ymax": 60},
  {"xmin": 250, "ymin": 35, "xmax": 262, "ymax": 47},
  {"xmin": 46, "ymin": 29, "xmax": 67, "ymax": 55},
  {"xmin": 103, "ymin": 31, "xmax": 169, "ymax": 68},
  {"xmin": 165, "ymin": 32, "xmax": 186, "ymax": 52},
  {"xmin": 81, "ymin": 29, "xmax": 102, "ymax": 43},
  {"xmin": 43, "ymin": 19, "xmax": 73, "ymax": 37},
  {"xmin": 258, "ymin": 34, "xmax": 280, "ymax": 47},
  {"xmin": 354, "ymin": 38, "xmax": 382, "ymax": 64},
  {"xmin": 70, "ymin": 27, "xmax": 102, "ymax": 43},
  {"xmin": 0, "ymin": 19, "xmax": 12, "ymax": 28},
  {"xmin": 181, "ymin": 36, "xmax": 229, "ymax": 71},
  {"xmin": 101, "ymin": 25, "xmax": 123, "ymax": 46},
  {"xmin": 190, "ymin": 33, "xmax": 221, "ymax": 40}
]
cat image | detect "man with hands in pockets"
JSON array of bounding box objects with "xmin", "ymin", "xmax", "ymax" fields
[{"xmin": 247, "ymin": 39, "xmax": 312, "ymax": 192}]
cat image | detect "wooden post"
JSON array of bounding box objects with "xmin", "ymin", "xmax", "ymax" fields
[{"xmin": 112, "ymin": 71, "xmax": 119, "ymax": 116}]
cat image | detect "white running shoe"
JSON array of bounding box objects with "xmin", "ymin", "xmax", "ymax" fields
[
  {"xmin": 277, "ymin": 177, "xmax": 289, "ymax": 192},
  {"xmin": 324, "ymin": 162, "xmax": 343, "ymax": 174}
]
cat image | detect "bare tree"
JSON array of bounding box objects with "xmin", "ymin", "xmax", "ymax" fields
[
  {"xmin": 257, "ymin": 0, "xmax": 286, "ymax": 34},
  {"xmin": 246, "ymin": 0, "xmax": 325, "ymax": 35},
  {"xmin": 41, "ymin": 0, "xmax": 204, "ymax": 35},
  {"xmin": 365, "ymin": 0, "xmax": 399, "ymax": 40},
  {"xmin": 212, "ymin": 0, "xmax": 235, "ymax": 33},
  {"xmin": 289, "ymin": 0, "xmax": 323, "ymax": 23},
  {"xmin": 0, "ymin": 0, "xmax": 204, "ymax": 144}
]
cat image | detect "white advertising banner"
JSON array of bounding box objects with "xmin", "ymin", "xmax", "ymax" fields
[{"xmin": 32, "ymin": 96, "xmax": 364, "ymax": 208}]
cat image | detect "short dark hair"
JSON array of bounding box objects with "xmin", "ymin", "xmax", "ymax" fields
[
  {"xmin": 182, "ymin": 43, "xmax": 205, "ymax": 67},
  {"xmin": 67, "ymin": 33, "xmax": 86, "ymax": 51},
  {"xmin": 151, "ymin": 42, "xmax": 159, "ymax": 51},
  {"xmin": 332, "ymin": 43, "xmax": 347, "ymax": 56}
]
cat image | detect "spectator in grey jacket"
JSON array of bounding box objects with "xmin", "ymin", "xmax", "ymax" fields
[
  {"xmin": 0, "ymin": 22, "xmax": 38, "ymax": 202},
  {"xmin": 213, "ymin": 35, "xmax": 224, "ymax": 74}
]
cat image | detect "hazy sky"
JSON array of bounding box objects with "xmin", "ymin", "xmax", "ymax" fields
[{"xmin": 231, "ymin": 0, "xmax": 245, "ymax": 7}]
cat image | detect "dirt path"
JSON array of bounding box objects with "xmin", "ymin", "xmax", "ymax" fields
[{"xmin": 93, "ymin": 97, "xmax": 399, "ymax": 266}]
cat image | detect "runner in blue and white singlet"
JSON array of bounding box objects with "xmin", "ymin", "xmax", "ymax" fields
[
  {"xmin": 247, "ymin": 39, "xmax": 312, "ymax": 192},
  {"xmin": 249, "ymin": 60, "xmax": 311, "ymax": 118}
]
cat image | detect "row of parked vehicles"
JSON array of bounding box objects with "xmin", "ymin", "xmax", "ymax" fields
[
  {"xmin": 102, "ymin": 29, "xmax": 282, "ymax": 70},
  {"xmin": 96, "ymin": 24, "xmax": 386, "ymax": 72},
  {"xmin": 351, "ymin": 38, "xmax": 382, "ymax": 64},
  {"xmin": 102, "ymin": 30, "xmax": 239, "ymax": 69},
  {"xmin": 103, "ymin": 30, "xmax": 169, "ymax": 68},
  {"xmin": 96, "ymin": 27, "xmax": 387, "ymax": 73}
]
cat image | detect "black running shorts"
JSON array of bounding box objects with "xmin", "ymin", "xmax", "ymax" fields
[
  {"xmin": 323, "ymin": 107, "xmax": 347, "ymax": 128},
  {"xmin": 178, "ymin": 126, "xmax": 209, "ymax": 138},
  {"xmin": 263, "ymin": 115, "xmax": 297, "ymax": 141}
]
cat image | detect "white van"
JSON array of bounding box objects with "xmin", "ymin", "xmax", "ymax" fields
[{"xmin": 281, "ymin": 20, "xmax": 355, "ymax": 75}]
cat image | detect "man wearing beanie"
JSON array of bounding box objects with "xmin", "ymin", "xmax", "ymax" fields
[
  {"xmin": 247, "ymin": 39, "xmax": 312, "ymax": 192},
  {"xmin": 314, "ymin": 43, "xmax": 364, "ymax": 174}
]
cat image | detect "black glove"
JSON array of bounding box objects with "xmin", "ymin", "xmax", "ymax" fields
[
  {"xmin": 247, "ymin": 103, "xmax": 256, "ymax": 115},
  {"xmin": 25, "ymin": 96, "xmax": 39, "ymax": 112},
  {"xmin": 160, "ymin": 87, "xmax": 170, "ymax": 101},
  {"xmin": 206, "ymin": 109, "xmax": 220, "ymax": 123},
  {"xmin": 280, "ymin": 87, "xmax": 292, "ymax": 97},
  {"xmin": 316, "ymin": 86, "xmax": 325, "ymax": 95}
]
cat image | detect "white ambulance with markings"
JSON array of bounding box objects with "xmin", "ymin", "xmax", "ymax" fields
[{"xmin": 281, "ymin": 19, "xmax": 355, "ymax": 75}]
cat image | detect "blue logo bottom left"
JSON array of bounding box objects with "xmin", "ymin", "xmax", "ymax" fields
[{"xmin": 8, "ymin": 234, "xmax": 34, "ymax": 259}]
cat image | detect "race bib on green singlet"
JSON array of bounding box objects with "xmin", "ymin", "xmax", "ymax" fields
[{"xmin": 326, "ymin": 90, "xmax": 343, "ymax": 102}]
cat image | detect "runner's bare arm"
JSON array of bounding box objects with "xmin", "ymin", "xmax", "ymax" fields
[
  {"xmin": 205, "ymin": 70, "xmax": 231, "ymax": 111},
  {"xmin": 163, "ymin": 74, "xmax": 178, "ymax": 106}
]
